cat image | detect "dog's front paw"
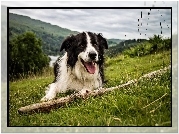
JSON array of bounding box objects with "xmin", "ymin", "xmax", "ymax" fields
[
  {"xmin": 40, "ymin": 96, "xmax": 50, "ymax": 102},
  {"xmin": 40, "ymin": 95, "xmax": 55, "ymax": 102},
  {"xmin": 78, "ymin": 89, "xmax": 91, "ymax": 99}
]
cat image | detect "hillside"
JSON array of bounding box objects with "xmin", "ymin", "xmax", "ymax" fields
[
  {"xmin": 9, "ymin": 50, "xmax": 171, "ymax": 126},
  {"xmin": 105, "ymin": 39, "xmax": 147, "ymax": 57},
  {"xmin": 9, "ymin": 13, "xmax": 79, "ymax": 37},
  {"xmin": 108, "ymin": 38, "xmax": 123, "ymax": 44},
  {"xmin": 9, "ymin": 13, "xmax": 79, "ymax": 55},
  {"xmin": 107, "ymin": 39, "xmax": 124, "ymax": 47}
]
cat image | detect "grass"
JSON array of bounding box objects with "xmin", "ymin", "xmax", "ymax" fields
[
  {"xmin": 9, "ymin": 50, "xmax": 171, "ymax": 126},
  {"xmin": 104, "ymin": 50, "xmax": 171, "ymax": 87}
]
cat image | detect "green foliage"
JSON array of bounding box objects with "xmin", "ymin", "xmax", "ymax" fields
[
  {"xmin": 123, "ymin": 35, "xmax": 171, "ymax": 57},
  {"xmin": 148, "ymin": 34, "xmax": 163, "ymax": 44},
  {"xmin": 123, "ymin": 41, "xmax": 152, "ymax": 57},
  {"xmin": 9, "ymin": 31, "xmax": 50, "ymax": 80},
  {"xmin": 9, "ymin": 50, "xmax": 171, "ymax": 126},
  {"xmin": 105, "ymin": 39, "xmax": 140, "ymax": 57}
]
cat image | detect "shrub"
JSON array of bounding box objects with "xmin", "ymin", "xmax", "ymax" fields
[
  {"xmin": 9, "ymin": 31, "xmax": 50, "ymax": 80},
  {"xmin": 123, "ymin": 35, "xmax": 171, "ymax": 57}
]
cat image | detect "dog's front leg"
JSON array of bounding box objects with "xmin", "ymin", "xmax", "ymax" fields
[{"xmin": 41, "ymin": 83, "xmax": 57, "ymax": 101}]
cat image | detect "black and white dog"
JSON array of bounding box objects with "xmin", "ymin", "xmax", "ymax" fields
[{"xmin": 41, "ymin": 32, "xmax": 108, "ymax": 101}]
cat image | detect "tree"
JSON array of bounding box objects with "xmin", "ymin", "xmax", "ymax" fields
[
  {"xmin": 9, "ymin": 31, "xmax": 50, "ymax": 80},
  {"xmin": 149, "ymin": 34, "xmax": 171, "ymax": 51},
  {"xmin": 149, "ymin": 34, "xmax": 163, "ymax": 44},
  {"xmin": 148, "ymin": 34, "xmax": 163, "ymax": 51}
]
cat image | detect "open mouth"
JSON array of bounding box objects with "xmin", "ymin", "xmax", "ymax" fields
[{"xmin": 81, "ymin": 59, "xmax": 96, "ymax": 74}]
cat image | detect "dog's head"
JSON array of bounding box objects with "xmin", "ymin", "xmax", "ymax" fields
[{"xmin": 60, "ymin": 32, "xmax": 108, "ymax": 74}]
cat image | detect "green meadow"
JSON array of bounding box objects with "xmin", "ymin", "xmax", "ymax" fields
[{"xmin": 9, "ymin": 50, "xmax": 171, "ymax": 126}]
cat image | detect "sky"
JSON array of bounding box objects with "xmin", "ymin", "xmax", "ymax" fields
[{"xmin": 2, "ymin": 1, "xmax": 177, "ymax": 39}]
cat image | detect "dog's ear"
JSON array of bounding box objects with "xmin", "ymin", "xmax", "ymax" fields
[
  {"xmin": 97, "ymin": 33, "xmax": 108, "ymax": 49},
  {"xmin": 60, "ymin": 35, "xmax": 75, "ymax": 52}
]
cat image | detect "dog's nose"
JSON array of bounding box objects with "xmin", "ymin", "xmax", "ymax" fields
[{"xmin": 89, "ymin": 51, "xmax": 97, "ymax": 60}]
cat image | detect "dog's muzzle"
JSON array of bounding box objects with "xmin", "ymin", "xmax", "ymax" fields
[{"xmin": 81, "ymin": 51, "xmax": 98, "ymax": 74}]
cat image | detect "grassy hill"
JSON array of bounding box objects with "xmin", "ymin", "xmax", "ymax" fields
[
  {"xmin": 9, "ymin": 50, "xmax": 171, "ymax": 126},
  {"xmin": 105, "ymin": 39, "xmax": 146, "ymax": 57},
  {"xmin": 9, "ymin": 13, "xmax": 79, "ymax": 38},
  {"xmin": 9, "ymin": 13, "xmax": 79, "ymax": 56}
]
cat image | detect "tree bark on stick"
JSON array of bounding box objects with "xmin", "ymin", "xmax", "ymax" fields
[{"xmin": 18, "ymin": 66, "xmax": 170, "ymax": 115}]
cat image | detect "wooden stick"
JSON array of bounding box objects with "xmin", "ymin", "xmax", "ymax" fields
[{"xmin": 18, "ymin": 66, "xmax": 170, "ymax": 114}]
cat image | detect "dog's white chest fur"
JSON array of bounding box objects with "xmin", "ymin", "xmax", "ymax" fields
[{"xmin": 57, "ymin": 53, "xmax": 102, "ymax": 91}]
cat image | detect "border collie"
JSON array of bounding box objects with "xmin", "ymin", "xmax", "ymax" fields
[{"xmin": 41, "ymin": 32, "xmax": 108, "ymax": 101}]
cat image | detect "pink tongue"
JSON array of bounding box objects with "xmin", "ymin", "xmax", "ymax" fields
[{"xmin": 84, "ymin": 62, "xmax": 95, "ymax": 74}]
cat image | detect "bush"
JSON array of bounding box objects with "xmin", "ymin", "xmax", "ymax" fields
[
  {"xmin": 9, "ymin": 31, "xmax": 50, "ymax": 80},
  {"xmin": 123, "ymin": 35, "xmax": 171, "ymax": 57}
]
